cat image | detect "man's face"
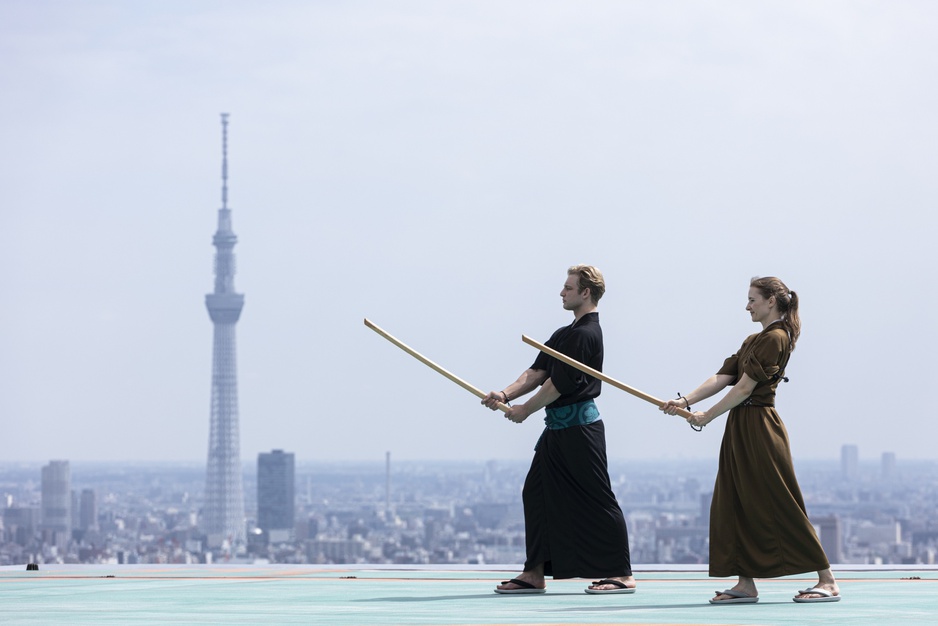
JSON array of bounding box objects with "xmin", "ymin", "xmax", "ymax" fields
[{"xmin": 561, "ymin": 274, "xmax": 589, "ymax": 312}]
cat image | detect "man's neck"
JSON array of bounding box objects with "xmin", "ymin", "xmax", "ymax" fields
[{"xmin": 572, "ymin": 304, "xmax": 597, "ymax": 323}]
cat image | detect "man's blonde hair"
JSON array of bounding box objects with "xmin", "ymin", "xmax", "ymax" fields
[{"xmin": 568, "ymin": 265, "xmax": 605, "ymax": 305}]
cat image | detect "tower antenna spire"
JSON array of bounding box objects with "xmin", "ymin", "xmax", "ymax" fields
[
  {"xmin": 221, "ymin": 112, "xmax": 229, "ymax": 210},
  {"xmin": 204, "ymin": 112, "xmax": 246, "ymax": 549}
]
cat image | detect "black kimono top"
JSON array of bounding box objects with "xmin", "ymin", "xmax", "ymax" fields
[{"xmin": 530, "ymin": 312, "xmax": 603, "ymax": 410}]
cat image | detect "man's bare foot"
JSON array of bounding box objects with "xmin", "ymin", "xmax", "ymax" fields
[
  {"xmin": 495, "ymin": 572, "xmax": 545, "ymax": 593},
  {"xmin": 586, "ymin": 576, "xmax": 636, "ymax": 592}
]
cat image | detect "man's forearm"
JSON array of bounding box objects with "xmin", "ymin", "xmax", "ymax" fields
[
  {"xmin": 504, "ymin": 368, "xmax": 548, "ymax": 401},
  {"xmin": 518, "ymin": 378, "xmax": 561, "ymax": 415}
]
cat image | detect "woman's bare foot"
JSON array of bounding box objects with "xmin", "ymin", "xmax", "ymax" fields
[
  {"xmin": 794, "ymin": 581, "xmax": 840, "ymax": 600},
  {"xmin": 794, "ymin": 568, "xmax": 840, "ymax": 600},
  {"xmin": 712, "ymin": 577, "xmax": 758, "ymax": 602}
]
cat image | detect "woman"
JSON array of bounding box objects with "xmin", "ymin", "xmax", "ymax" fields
[{"xmin": 661, "ymin": 277, "xmax": 841, "ymax": 604}]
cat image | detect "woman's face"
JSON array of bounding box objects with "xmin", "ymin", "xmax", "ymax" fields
[{"xmin": 746, "ymin": 286, "xmax": 776, "ymax": 324}]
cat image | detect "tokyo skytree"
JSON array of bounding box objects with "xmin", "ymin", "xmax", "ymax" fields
[{"xmin": 203, "ymin": 113, "xmax": 246, "ymax": 546}]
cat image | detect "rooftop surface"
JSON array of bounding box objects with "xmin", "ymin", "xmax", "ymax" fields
[{"xmin": 1, "ymin": 564, "xmax": 935, "ymax": 625}]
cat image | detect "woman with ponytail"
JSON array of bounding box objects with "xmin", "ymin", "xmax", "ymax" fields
[{"xmin": 660, "ymin": 277, "xmax": 840, "ymax": 604}]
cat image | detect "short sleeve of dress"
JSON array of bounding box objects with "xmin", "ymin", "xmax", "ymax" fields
[
  {"xmin": 740, "ymin": 329, "xmax": 785, "ymax": 383},
  {"xmin": 716, "ymin": 353, "xmax": 739, "ymax": 378}
]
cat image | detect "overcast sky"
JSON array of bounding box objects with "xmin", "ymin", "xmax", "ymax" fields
[{"xmin": 2, "ymin": 1, "xmax": 936, "ymax": 466}]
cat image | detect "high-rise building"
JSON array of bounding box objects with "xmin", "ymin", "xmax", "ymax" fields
[
  {"xmin": 882, "ymin": 452, "xmax": 897, "ymax": 480},
  {"xmin": 699, "ymin": 491, "xmax": 713, "ymax": 526},
  {"xmin": 79, "ymin": 488, "xmax": 98, "ymax": 531},
  {"xmin": 385, "ymin": 451, "xmax": 391, "ymax": 515},
  {"xmin": 841, "ymin": 444, "xmax": 858, "ymax": 480},
  {"xmin": 816, "ymin": 515, "xmax": 843, "ymax": 564},
  {"xmin": 3, "ymin": 507, "xmax": 39, "ymax": 546},
  {"xmin": 203, "ymin": 113, "xmax": 246, "ymax": 547},
  {"xmin": 41, "ymin": 460, "xmax": 71, "ymax": 547},
  {"xmin": 71, "ymin": 490, "xmax": 80, "ymax": 530},
  {"xmin": 257, "ymin": 450, "xmax": 295, "ymax": 538}
]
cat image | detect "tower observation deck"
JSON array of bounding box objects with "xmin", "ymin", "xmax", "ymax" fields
[{"xmin": 203, "ymin": 113, "xmax": 246, "ymax": 547}]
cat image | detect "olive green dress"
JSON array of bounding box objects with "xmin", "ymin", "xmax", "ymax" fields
[{"xmin": 709, "ymin": 321, "xmax": 830, "ymax": 578}]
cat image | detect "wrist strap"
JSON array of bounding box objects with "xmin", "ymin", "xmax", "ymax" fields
[
  {"xmin": 679, "ymin": 394, "xmax": 691, "ymax": 411},
  {"xmin": 678, "ymin": 392, "xmax": 702, "ymax": 432}
]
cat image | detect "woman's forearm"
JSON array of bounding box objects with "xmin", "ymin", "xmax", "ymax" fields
[
  {"xmin": 703, "ymin": 374, "xmax": 758, "ymax": 420},
  {"xmin": 683, "ymin": 374, "xmax": 733, "ymax": 407}
]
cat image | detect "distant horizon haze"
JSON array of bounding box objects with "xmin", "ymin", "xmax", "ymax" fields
[{"xmin": 0, "ymin": 452, "xmax": 923, "ymax": 467}]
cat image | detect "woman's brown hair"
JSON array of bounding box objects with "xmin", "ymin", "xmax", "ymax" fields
[{"xmin": 751, "ymin": 276, "xmax": 801, "ymax": 351}]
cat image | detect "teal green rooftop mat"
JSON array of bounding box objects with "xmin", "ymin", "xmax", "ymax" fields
[{"xmin": 1, "ymin": 564, "xmax": 935, "ymax": 625}]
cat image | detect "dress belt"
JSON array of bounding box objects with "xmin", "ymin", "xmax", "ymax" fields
[{"xmin": 739, "ymin": 397, "xmax": 774, "ymax": 408}]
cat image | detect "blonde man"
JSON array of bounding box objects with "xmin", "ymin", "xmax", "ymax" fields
[{"xmin": 483, "ymin": 265, "xmax": 635, "ymax": 595}]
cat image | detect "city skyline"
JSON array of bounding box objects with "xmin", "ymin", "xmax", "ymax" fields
[
  {"xmin": 2, "ymin": 2, "xmax": 936, "ymax": 464},
  {"xmin": 4, "ymin": 454, "xmax": 935, "ymax": 568}
]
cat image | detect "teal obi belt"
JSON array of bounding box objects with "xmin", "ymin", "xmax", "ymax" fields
[{"xmin": 543, "ymin": 399, "xmax": 601, "ymax": 430}]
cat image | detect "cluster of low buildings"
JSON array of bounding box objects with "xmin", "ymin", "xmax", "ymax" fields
[{"xmin": 2, "ymin": 447, "xmax": 937, "ymax": 568}]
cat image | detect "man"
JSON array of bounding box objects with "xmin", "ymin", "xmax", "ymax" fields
[{"xmin": 482, "ymin": 265, "xmax": 635, "ymax": 595}]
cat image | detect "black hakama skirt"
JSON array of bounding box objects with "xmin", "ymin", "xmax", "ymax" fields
[{"xmin": 522, "ymin": 420, "xmax": 632, "ymax": 578}]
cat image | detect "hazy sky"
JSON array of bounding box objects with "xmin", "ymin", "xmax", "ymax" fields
[{"xmin": 2, "ymin": 1, "xmax": 936, "ymax": 465}]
